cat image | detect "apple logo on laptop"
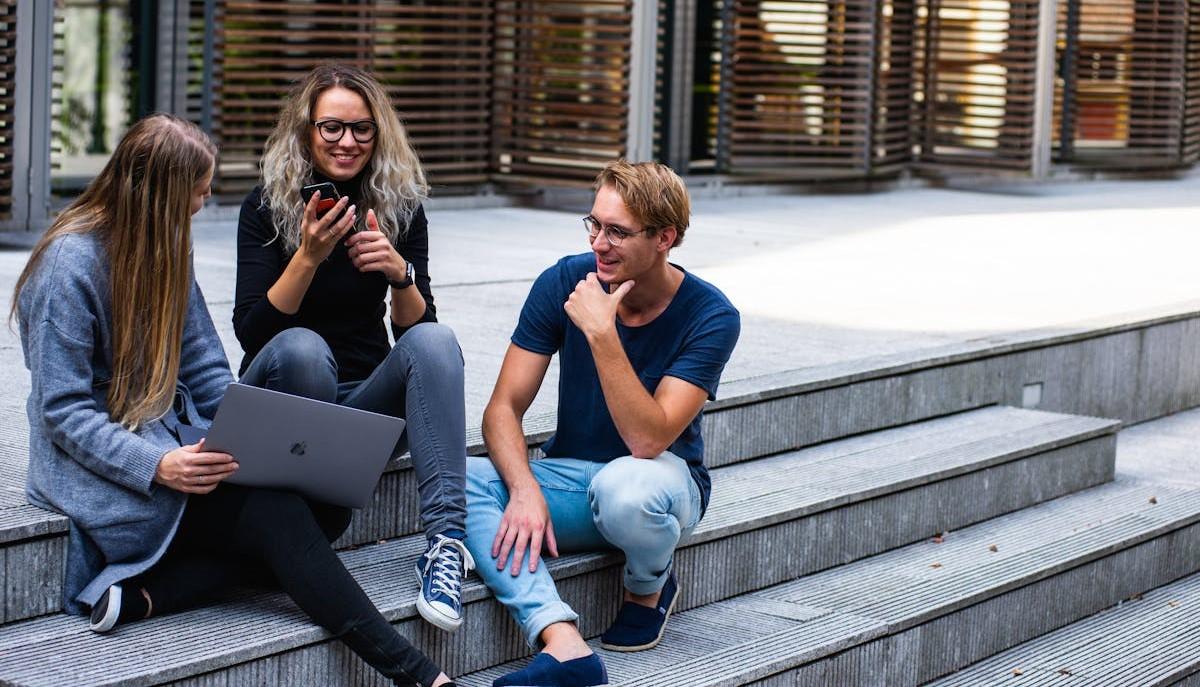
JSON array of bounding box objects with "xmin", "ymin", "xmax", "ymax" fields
[{"xmin": 290, "ymin": 441, "xmax": 307, "ymax": 457}]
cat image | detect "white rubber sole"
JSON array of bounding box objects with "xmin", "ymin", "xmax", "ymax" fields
[
  {"xmin": 89, "ymin": 584, "xmax": 122, "ymax": 634},
  {"xmin": 413, "ymin": 563, "xmax": 463, "ymax": 632}
]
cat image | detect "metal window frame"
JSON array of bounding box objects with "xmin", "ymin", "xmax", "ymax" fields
[
  {"xmin": 659, "ymin": 0, "xmax": 697, "ymax": 172},
  {"xmin": 3, "ymin": 0, "xmax": 53, "ymax": 236},
  {"xmin": 627, "ymin": 0, "xmax": 659, "ymax": 163},
  {"xmin": 156, "ymin": 0, "xmax": 190, "ymax": 115}
]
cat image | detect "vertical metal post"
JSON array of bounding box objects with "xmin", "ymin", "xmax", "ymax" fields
[
  {"xmin": 714, "ymin": 0, "xmax": 735, "ymax": 173},
  {"xmin": 10, "ymin": 0, "xmax": 54, "ymax": 233},
  {"xmin": 155, "ymin": 0, "xmax": 190, "ymax": 115},
  {"xmin": 662, "ymin": 0, "xmax": 696, "ymax": 172},
  {"xmin": 1058, "ymin": 0, "xmax": 1080, "ymax": 161},
  {"xmin": 201, "ymin": 0, "xmax": 216, "ymax": 133},
  {"xmin": 863, "ymin": 0, "xmax": 882, "ymax": 175},
  {"xmin": 1031, "ymin": 0, "xmax": 1060, "ymax": 178},
  {"xmin": 626, "ymin": 0, "xmax": 659, "ymax": 162},
  {"xmin": 136, "ymin": 0, "xmax": 156, "ymax": 117}
]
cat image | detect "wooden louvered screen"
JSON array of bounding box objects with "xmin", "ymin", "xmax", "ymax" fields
[
  {"xmin": 913, "ymin": 0, "xmax": 1042, "ymax": 172},
  {"xmin": 206, "ymin": 1, "xmax": 493, "ymax": 198},
  {"xmin": 1056, "ymin": 0, "xmax": 1189, "ymax": 167},
  {"xmin": 1185, "ymin": 0, "xmax": 1200, "ymax": 161},
  {"xmin": 724, "ymin": 0, "xmax": 878, "ymax": 178},
  {"xmin": 0, "ymin": 0, "xmax": 15, "ymax": 220},
  {"xmin": 491, "ymin": 1, "xmax": 631, "ymax": 185}
]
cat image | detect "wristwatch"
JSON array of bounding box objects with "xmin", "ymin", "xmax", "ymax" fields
[{"xmin": 388, "ymin": 260, "xmax": 415, "ymax": 290}]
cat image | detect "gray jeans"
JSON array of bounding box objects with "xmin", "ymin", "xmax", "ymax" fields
[{"xmin": 240, "ymin": 324, "xmax": 467, "ymax": 538}]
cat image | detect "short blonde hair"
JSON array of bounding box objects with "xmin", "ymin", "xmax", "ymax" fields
[{"xmin": 594, "ymin": 160, "xmax": 690, "ymax": 247}]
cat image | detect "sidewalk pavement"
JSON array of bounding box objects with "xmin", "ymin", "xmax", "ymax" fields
[{"xmin": 3, "ymin": 175, "xmax": 1199, "ymax": 434}]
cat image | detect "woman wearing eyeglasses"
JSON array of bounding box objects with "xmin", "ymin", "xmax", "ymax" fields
[{"xmin": 233, "ymin": 65, "xmax": 470, "ymax": 679}]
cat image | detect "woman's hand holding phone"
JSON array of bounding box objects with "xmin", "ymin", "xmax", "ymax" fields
[
  {"xmin": 345, "ymin": 208, "xmax": 407, "ymax": 281},
  {"xmin": 155, "ymin": 439, "xmax": 239, "ymax": 495},
  {"xmin": 298, "ymin": 190, "xmax": 356, "ymax": 266}
]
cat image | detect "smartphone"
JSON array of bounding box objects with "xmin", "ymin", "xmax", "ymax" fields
[{"xmin": 300, "ymin": 182, "xmax": 341, "ymax": 218}]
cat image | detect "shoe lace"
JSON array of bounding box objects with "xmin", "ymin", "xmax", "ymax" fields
[{"xmin": 424, "ymin": 535, "xmax": 476, "ymax": 603}]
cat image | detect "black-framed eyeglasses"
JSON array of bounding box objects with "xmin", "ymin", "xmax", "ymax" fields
[
  {"xmin": 312, "ymin": 119, "xmax": 378, "ymax": 144},
  {"xmin": 583, "ymin": 215, "xmax": 647, "ymax": 247}
]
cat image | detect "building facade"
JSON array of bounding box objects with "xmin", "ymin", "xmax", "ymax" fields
[{"xmin": 3, "ymin": 0, "xmax": 1198, "ymax": 236}]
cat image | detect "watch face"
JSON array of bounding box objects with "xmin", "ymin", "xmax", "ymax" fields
[{"xmin": 391, "ymin": 261, "xmax": 414, "ymax": 288}]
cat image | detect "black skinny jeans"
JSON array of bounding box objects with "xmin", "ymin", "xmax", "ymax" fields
[{"xmin": 131, "ymin": 484, "xmax": 441, "ymax": 687}]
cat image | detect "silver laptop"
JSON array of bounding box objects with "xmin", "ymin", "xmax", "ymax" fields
[{"xmin": 203, "ymin": 383, "xmax": 406, "ymax": 508}]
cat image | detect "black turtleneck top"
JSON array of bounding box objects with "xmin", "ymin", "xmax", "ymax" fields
[{"xmin": 233, "ymin": 172, "xmax": 437, "ymax": 383}]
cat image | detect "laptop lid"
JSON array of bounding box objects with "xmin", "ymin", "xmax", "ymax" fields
[{"xmin": 204, "ymin": 383, "xmax": 406, "ymax": 509}]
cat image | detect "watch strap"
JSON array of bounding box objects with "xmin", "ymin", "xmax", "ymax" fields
[{"xmin": 388, "ymin": 260, "xmax": 415, "ymax": 290}]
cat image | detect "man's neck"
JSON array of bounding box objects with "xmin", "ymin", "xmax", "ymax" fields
[{"xmin": 616, "ymin": 260, "xmax": 684, "ymax": 326}]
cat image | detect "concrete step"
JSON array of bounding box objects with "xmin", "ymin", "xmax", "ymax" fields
[
  {"xmin": 3, "ymin": 297, "xmax": 1197, "ymax": 625},
  {"xmin": 459, "ymin": 479, "xmax": 1200, "ymax": 687},
  {"xmin": 0, "ymin": 397, "xmax": 1119, "ymax": 626},
  {"xmin": 925, "ymin": 570, "xmax": 1200, "ymax": 686},
  {"xmin": 0, "ymin": 406, "xmax": 1119, "ymax": 684}
]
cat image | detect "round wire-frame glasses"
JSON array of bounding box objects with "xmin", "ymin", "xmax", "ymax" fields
[{"xmin": 582, "ymin": 215, "xmax": 647, "ymax": 247}]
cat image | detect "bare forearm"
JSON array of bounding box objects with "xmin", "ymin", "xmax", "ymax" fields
[
  {"xmin": 266, "ymin": 253, "xmax": 318, "ymax": 315},
  {"xmin": 587, "ymin": 329, "xmax": 670, "ymax": 458},
  {"xmin": 390, "ymin": 281, "xmax": 427, "ymax": 328},
  {"xmin": 483, "ymin": 403, "xmax": 541, "ymax": 494}
]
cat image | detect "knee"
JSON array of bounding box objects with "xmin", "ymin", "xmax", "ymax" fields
[
  {"xmin": 589, "ymin": 456, "xmax": 682, "ymax": 525},
  {"xmin": 270, "ymin": 328, "xmax": 333, "ymax": 365},
  {"xmin": 263, "ymin": 328, "xmax": 337, "ymax": 399},
  {"xmin": 397, "ymin": 323, "xmax": 463, "ymax": 372}
]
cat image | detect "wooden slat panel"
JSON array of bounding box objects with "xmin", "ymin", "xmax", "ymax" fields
[
  {"xmin": 0, "ymin": 0, "xmax": 15, "ymax": 220},
  {"xmin": 197, "ymin": 0, "xmax": 493, "ymax": 198},
  {"xmin": 913, "ymin": 0, "xmax": 1041, "ymax": 173},
  {"xmin": 725, "ymin": 0, "xmax": 878, "ymax": 177},
  {"xmin": 491, "ymin": 0, "xmax": 632, "ymax": 183},
  {"xmin": 1184, "ymin": 0, "xmax": 1200, "ymax": 161},
  {"xmin": 1055, "ymin": 0, "xmax": 1189, "ymax": 167}
]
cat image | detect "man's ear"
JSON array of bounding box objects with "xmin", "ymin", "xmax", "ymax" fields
[{"xmin": 657, "ymin": 226, "xmax": 677, "ymax": 252}]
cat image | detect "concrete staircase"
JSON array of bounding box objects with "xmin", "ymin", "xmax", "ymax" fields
[
  {"xmin": 926, "ymin": 570, "xmax": 1200, "ymax": 686},
  {"xmin": 463, "ymin": 479, "xmax": 1199, "ymax": 686},
  {"xmin": 1, "ymin": 309, "xmax": 1199, "ymax": 685}
]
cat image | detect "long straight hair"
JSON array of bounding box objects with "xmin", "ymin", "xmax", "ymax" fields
[
  {"xmin": 259, "ymin": 64, "xmax": 427, "ymax": 254},
  {"xmin": 12, "ymin": 114, "xmax": 216, "ymax": 429}
]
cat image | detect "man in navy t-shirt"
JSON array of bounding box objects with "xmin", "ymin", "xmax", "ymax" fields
[{"xmin": 464, "ymin": 161, "xmax": 740, "ymax": 687}]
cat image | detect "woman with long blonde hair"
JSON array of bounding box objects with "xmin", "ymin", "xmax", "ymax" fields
[
  {"xmin": 234, "ymin": 65, "xmax": 472, "ymax": 635},
  {"xmin": 14, "ymin": 114, "xmax": 456, "ymax": 687}
]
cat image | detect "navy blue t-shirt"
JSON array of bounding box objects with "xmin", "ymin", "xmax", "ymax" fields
[{"xmin": 512, "ymin": 253, "xmax": 741, "ymax": 514}]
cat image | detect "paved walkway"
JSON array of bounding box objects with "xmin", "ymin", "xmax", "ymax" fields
[{"xmin": 3, "ymin": 175, "xmax": 1200, "ymax": 436}]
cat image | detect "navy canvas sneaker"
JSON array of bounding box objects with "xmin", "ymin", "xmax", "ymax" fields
[
  {"xmin": 599, "ymin": 571, "xmax": 679, "ymax": 652},
  {"xmin": 492, "ymin": 652, "xmax": 608, "ymax": 687},
  {"xmin": 414, "ymin": 534, "xmax": 475, "ymax": 632}
]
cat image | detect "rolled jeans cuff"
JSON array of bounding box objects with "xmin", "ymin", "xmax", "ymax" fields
[
  {"xmin": 523, "ymin": 601, "xmax": 580, "ymax": 648},
  {"xmin": 624, "ymin": 562, "xmax": 675, "ymax": 597}
]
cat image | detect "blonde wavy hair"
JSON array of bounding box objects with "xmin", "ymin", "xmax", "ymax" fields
[
  {"xmin": 259, "ymin": 64, "xmax": 428, "ymax": 254},
  {"xmin": 12, "ymin": 114, "xmax": 216, "ymax": 430}
]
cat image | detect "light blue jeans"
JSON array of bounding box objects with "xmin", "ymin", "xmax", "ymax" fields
[{"xmin": 464, "ymin": 452, "xmax": 702, "ymax": 646}]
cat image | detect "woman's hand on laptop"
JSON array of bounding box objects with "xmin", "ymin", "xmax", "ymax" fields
[{"xmin": 155, "ymin": 439, "xmax": 239, "ymax": 494}]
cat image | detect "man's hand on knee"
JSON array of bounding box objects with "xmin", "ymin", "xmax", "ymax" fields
[{"xmin": 492, "ymin": 487, "xmax": 559, "ymax": 575}]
